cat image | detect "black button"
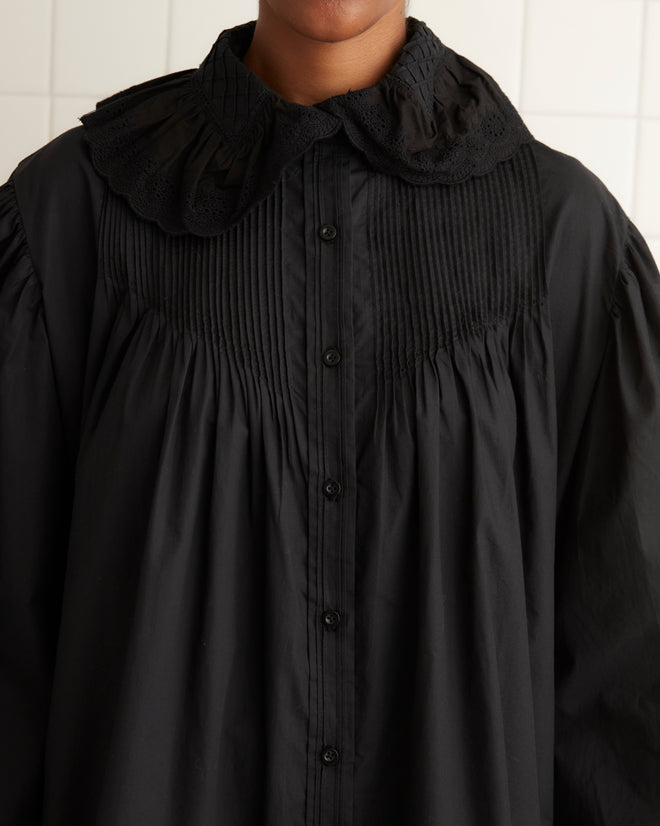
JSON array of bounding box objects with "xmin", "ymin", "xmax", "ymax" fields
[
  {"xmin": 323, "ymin": 478, "xmax": 342, "ymax": 500},
  {"xmin": 319, "ymin": 224, "xmax": 337, "ymax": 241},
  {"xmin": 322, "ymin": 609, "xmax": 341, "ymax": 629},
  {"xmin": 321, "ymin": 745, "xmax": 340, "ymax": 765},
  {"xmin": 322, "ymin": 348, "xmax": 341, "ymax": 366}
]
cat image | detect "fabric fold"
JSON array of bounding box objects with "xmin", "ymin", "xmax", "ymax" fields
[
  {"xmin": 554, "ymin": 217, "xmax": 660, "ymax": 822},
  {"xmin": 0, "ymin": 179, "xmax": 73, "ymax": 826}
]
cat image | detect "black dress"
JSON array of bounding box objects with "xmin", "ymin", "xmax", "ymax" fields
[{"xmin": 1, "ymin": 14, "xmax": 659, "ymax": 826}]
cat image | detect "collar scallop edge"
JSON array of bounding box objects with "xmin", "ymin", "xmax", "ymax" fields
[{"xmin": 79, "ymin": 16, "xmax": 535, "ymax": 237}]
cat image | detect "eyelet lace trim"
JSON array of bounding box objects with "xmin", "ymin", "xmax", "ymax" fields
[{"xmin": 79, "ymin": 16, "xmax": 534, "ymax": 237}]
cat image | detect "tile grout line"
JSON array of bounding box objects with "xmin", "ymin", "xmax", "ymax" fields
[
  {"xmin": 631, "ymin": 0, "xmax": 650, "ymax": 223},
  {"xmin": 165, "ymin": 0, "xmax": 175, "ymax": 74},
  {"xmin": 48, "ymin": 0, "xmax": 57, "ymax": 138},
  {"xmin": 517, "ymin": 0, "xmax": 530, "ymax": 109}
]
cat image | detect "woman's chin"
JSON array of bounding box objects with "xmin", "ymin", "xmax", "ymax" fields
[{"xmin": 260, "ymin": 0, "xmax": 401, "ymax": 44}]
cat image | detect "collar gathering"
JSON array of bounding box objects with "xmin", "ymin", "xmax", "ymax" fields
[{"xmin": 79, "ymin": 16, "xmax": 535, "ymax": 237}]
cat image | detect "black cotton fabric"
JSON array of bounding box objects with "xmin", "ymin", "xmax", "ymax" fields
[{"xmin": 1, "ymin": 14, "xmax": 659, "ymax": 826}]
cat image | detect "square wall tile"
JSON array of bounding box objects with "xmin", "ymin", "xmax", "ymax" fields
[
  {"xmin": 417, "ymin": 0, "xmax": 525, "ymax": 106},
  {"xmin": 0, "ymin": 0, "xmax": 52, "ymax": 94},
  {"xmin": 169, "ymin": 2, "xmax": 257, "ymax": 72},
  {"xmin": 53, "ymin": 0, "xmax": 169, "ymax": 97},
  {"xmin": 521, "ymin": 0, "xmax": 644, "ymax": 115},
  {"xmin": 635, "ymin": 120, "xmax": 660, "ymax": 238},
  {"xmin": 642, "ymin": 1, "xmax": 660, "ymax": 117},
  {"xmin": 52, "ymin": 95, "xmax": 100, "ymax": 140},
  {"xmin": 0, "ymin": 95, "xmax": 50, "ymax": 184},
  {"xmin": 522, "ymin": 113, "xmax": 637, "ymax": 215}
]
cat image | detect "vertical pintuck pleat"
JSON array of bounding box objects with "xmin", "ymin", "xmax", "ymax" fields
[
  {"xmin": 367, "ymin": 141, "xmax": 545, "ymax": 382},
  {"xmin": 99, "ymin": 182, "xmax": 290, "ymax": 402}
]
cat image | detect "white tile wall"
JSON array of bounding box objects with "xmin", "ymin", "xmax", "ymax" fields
[
  {"xmin": 53, "ymin": 0, "xmax": 170, "ymax": 95},
  {"xmin": 0, "ymin": 0, "xmax": 658, "ymax": 264},
  {"xmin": 520, "ymin": 0, "xmax": 645, "ymax": 116},
  {"xmin": 0, "ymin": 0, "xmax": 52, "ymax": 94},
  {"xmin": 642, "ymin": 0, "xmax": 660, "ymax": 117},
  {"xmin": 169, "ymin": 0, "xmax": 252, "ymax": 71}
]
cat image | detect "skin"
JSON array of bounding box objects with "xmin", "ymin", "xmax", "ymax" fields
[{"xmin": 241, "ymin": 0, "xmax": 408, "ymax": 106}]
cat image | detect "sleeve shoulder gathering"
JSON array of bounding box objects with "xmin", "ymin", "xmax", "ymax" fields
[
  {"xmin": 0, "ymin": 177, "xmax": 74, "ymax": 825},
  {"xmin": 554, "ymin": 211, "xmax": 660, "ymax": 823}
]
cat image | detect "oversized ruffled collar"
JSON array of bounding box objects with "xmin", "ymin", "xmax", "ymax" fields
[{"xmin": 79, "ymin": 15, "xmax": 534, "ymax": 237}]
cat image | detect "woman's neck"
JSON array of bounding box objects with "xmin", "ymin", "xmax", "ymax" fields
[{"xmin": 240, "ymin": 1, "xmax": 408, "ymax": 106}]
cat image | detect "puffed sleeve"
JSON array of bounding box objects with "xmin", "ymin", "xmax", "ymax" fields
[
  {"xmin": 554, "ymin": 216, "xmax": 660, "ymax": 823},
  {"xmin": 0, "ymin": 178, "xmax": 73, "ymax": 824}
]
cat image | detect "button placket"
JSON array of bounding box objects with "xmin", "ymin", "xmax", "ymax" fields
[
  {"xmin": 317, "ymin": 224, "xmax": 343, "ymax": 779},
  {"xmin": 303, "ymin": 143, "xmax": 357, "ymax": 826}
]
